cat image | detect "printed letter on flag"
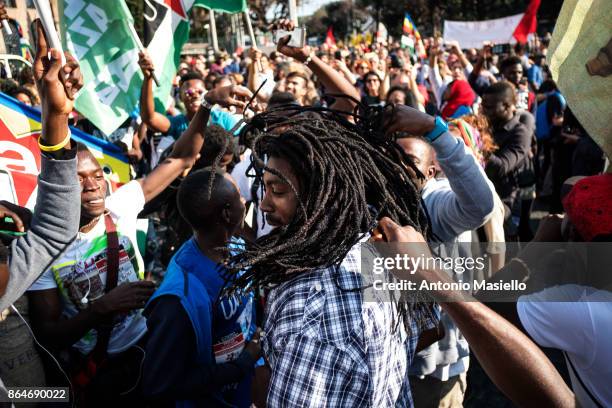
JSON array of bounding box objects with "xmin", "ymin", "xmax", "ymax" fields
[{"xmin": 60, "ymin": 0, "xmax": 144, "ymax": 136}]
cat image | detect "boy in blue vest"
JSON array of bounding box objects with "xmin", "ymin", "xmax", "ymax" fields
[{"xmin": 142, "ymin": 167, "xmax": 260, "ymax": 407}]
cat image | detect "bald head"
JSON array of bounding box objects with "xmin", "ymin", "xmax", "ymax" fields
[{"xmin": 396, "ymin": 136, "xmax": 436, "ymax": 188}]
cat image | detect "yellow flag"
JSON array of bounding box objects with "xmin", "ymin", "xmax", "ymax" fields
[{"xmin": 548, "ymin": 0, "xmax": 612, "ymax": 161}]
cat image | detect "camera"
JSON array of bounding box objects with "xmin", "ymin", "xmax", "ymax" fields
[{"xmin": 274, "ymin": 27, "xmax": 307, "ymax": 48}]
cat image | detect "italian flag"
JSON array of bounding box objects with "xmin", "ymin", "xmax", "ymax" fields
[{"xmin": 144, "ymin": 0, "xmax": 247, "ymax": 110}]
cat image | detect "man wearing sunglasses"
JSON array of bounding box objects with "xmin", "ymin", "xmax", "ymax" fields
[{"xmin": 138, "ymin": 52, "xmax": 240, "ymax": 140}]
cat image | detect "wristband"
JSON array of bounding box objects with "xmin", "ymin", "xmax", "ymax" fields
[
  {"xmin": 304, "ymin": 53, "xmax": 314, "ymax": 66},
  {"xmin": 201, "ymin": 95, "xmax": 214, "ymax": 111},
  {"xmin": 423, "ymin": 116, "xmax": 448, "ymax": 142},
  {"xmin": 38, "ymin": 131, "xmax": 71, "ymax": 152}
]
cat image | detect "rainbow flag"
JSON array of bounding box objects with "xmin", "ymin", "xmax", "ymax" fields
[
  {"xmin": 0, "ymin": 92, "xmax": 130, "ymax": 209},
  {"xmin": 403, "ymin": 13, "xmax": 421, "ymax": 40},
  {"xmin": 402, "ymin": 13, "xmax": 426, "ymax": 58}
]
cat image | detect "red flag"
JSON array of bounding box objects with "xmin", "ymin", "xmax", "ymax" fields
[
  {"xmin": 513, "ymin": 0, "xmax": 541, "ymax": 43},
  {"xmin": 325, "ymin": 26, "xmax": 336, "ymax": 47}
]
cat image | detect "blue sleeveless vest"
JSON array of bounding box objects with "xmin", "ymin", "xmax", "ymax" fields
[{"xmin": 148, "ymin": 238, "xmax": 254, "ymax": 408}]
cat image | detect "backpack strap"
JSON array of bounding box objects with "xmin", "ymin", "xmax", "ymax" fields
[{"xmin": 91, "ymin": 213, "xmax": 120, "ymax": 358}]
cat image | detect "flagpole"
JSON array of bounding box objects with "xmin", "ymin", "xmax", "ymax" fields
[
  {"xmin": 288, "ymin": 0, "xmax": 298, "ymax": 26},
  {"xmin": 33, "ymin": 0, "xmax": 65, "ymax": 65},
  {"xmin": 209, "ymin": 9, "xmax": 219, "ymax": 52},
  {"xmin": 243, "ymin": 11, "xmax": 257, "ymax": 48},
  {"xmin": 243, "ymin": 11, "xmax": 263, "ymax": 72},
  {"xmin": 126, "ymin": 23, "xmax": 160, "ymax": 87},
  {"xmin": 2, "ymin": 20, "xmax": 11, "ymax": 35}
]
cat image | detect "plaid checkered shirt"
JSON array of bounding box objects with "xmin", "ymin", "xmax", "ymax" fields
[{"xmin": 262, "ymin": 240, "xmax": 439, "ymax": 407}]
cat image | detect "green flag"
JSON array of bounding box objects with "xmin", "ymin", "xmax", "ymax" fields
[
  {"xmin": 60, "ymin": 0, "xmax": 143, "ymax": 136},
  {"xmin": 197, "ymin": 0, "xmax": 247, "ymax": 13}
]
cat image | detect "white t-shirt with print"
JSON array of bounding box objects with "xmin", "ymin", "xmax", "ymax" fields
[{"xmin": 29, "ymin": 181, "xmax": 147, "ymax": 355}]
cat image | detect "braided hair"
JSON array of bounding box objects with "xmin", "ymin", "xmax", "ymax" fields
[{"xmin": 224, "ymin": 103, "xmax": 429, "ymax": 289}]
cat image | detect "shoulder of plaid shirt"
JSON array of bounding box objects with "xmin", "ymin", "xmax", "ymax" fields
[{"xmin": 261, "ymin": 236, "xmax": 439, "ymax": 408}]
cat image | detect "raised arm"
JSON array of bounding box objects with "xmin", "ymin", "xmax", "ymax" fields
[
  {"xmin": 275, "ymin": 19, "xmax": 360, "ymax": 112},
  {"xmin": 386, "ymin": 107, "xmax": 494, "ymax": 239},
  {"xmin": 0, "ymin": 20, "xmax": 82, "ymax": 309},
  {"xmin": 138, "ymin": 51, "xmax": 171, "ymax": 133},
  {"xmin": 138, "ymin": 85, "xmax": 252, "ymax": 203},
  {"xmin": 376, "ymin": 218, "xmax": 575, "ymax": 408},
  {"xmin": 448, "ymin": 41, "xmax": 472, "ymax": 74}
]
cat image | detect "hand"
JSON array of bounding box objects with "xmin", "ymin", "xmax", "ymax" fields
[
  {"xmin": 383, "ymin": 104, "xmax": 436, "ymax": 136},
  {"xmin": 374, "ymin": 217, "xmax": 427, "ymax": 244},
  {"xmin": 245, "ymin": 328, "xmax": 263, "ymax": 360},
  {"xmin": 336, "ymin": 58, "xmax": 348, "ymax": 71},
  {"xmin": 561, "ymin": 132, "xmax": 580, "ymax": 144},
  {"xmin": 448, "ymin": 40, "xmax": 461, "ymax": 54},
  {"xmin": 482, "ymin": 44, "xmax": 493, "ymax": 59},
  {"xmin": 275, "ymin": 19, "xmax": 312, "ymax": 63},
  {"xmin": 204, "ymin": 85, "xmax": 252, "ymax": 109},
  {"xmin": 127, "ymin": 148, "xmax": 143, "ymax": 164},
  {"xmin": 0, "ymin": 201, "xmax": 32, "ymax": 233},
  {"xmin": 138, "ymin": 51, "xmax": 155, "ymax": 78},
  {"xmin": 532, "ymin": 214, "xmax": 564, "ymax": 242},
  {"xmin": 248, "ymin": 47, "xmax": 262, "ymax": 61},
  {"xmin": 33, "ymin": 19, "xmax": 83, "ymax": 117},
  {"xmin": 372, "ymin": 217, "xmax": 434, "ymax": 280},
  {"xmin": 92, "ymin": 280, "xmax": 156, "ymax": 315},
  {"xmin": 0, "ymin": 3, "xmax": 8, "ymax": 21}
]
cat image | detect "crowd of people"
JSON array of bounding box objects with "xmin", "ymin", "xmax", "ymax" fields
[{"xmin": 0, "ymin": 9, "xmax": 610, "ymax": 408}]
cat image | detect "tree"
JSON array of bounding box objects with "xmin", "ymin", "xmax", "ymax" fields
[
  {"xmin": 124, "ymin": 0, "xmax": 144, "ymax": 37},
  {"xmin": 356, "ymin": 0, "xmax": 564, "ymax": 39},
  {"xmin": 249, "ymin": 0, "xmax": 308, "ymax": 32},
  {"xmin": 303, "ymin": 1, "xmax": 370, "ymax": 41}
]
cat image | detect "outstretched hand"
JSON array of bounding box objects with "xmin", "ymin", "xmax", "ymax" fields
[
  {"xmin": 204, "ymin": 85, "xmax": 253, "ymax": 109},
  {"xmin": 275, "ymin": 19, "xmax": 311, "ymax": 63}
]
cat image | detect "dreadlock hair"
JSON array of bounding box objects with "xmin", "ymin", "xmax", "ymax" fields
[
  {"xmin": 221, "ymin": 103, "xmax": 435, "ymax": 332},
  {"xmin": 225, "ymin": 104, "xmax": 429, "ymax": 288}
]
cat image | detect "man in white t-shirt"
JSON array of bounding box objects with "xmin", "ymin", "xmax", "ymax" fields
[
  {"xmin": 518, "ymin": 285, "xmax": 612, "ymax": 408},
  {"xmin": 27, "ymin": 84, "xmax": 253, "ymax": 404},
  {"xmin": 485, "ymin": 174, "xmax": 612, "ymax": 408}
]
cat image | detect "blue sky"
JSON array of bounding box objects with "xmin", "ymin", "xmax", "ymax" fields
[{"xmin": 298, "ymin": 0, "xmax": 335, "ymax": 16}]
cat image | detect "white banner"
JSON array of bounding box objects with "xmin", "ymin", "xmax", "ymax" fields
[{"xmin": 443, "ymin": 14, "xmax": 524, "ymax": 49}]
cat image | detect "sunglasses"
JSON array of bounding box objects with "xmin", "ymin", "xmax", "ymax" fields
[{"xmin": 184, "ymin": 88, "xmax": 205, "ymax": 97}]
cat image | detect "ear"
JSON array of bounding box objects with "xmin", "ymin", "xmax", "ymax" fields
[
  {"xmin": 427, "ymin": 164, "xmax": 437, "ymax": 179},
  {"xmin": 221, "ymin": 206, "xmax": 232, "ymax": 226}
]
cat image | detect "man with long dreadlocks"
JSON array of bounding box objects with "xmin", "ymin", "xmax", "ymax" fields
[{"xmin": 223, "ymin": 92, "xmax": 458, "ymax": 406}]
